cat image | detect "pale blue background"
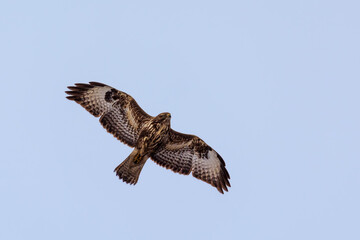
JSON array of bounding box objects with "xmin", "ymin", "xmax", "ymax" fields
[{"xmin": 1, "ymin": 1, "xmax": 359, "ymax": 239}]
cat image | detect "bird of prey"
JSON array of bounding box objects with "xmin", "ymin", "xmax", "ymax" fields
[{"xmin": 66, "ymin": 82, "xmax": 230, "ymax": 193}]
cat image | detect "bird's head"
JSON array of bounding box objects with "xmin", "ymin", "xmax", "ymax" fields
[{"xmin": 155, "ymin": 112, "xmax": 171, "ymax": 125}]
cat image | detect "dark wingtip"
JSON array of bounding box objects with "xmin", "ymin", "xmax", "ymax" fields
[
  {"xmin": 66, "ymin": 96, "xmax": 75, "ymax": 100},
  {"xmin": 65, "ymin": 82, "xmax": 97, "ymax": 100},
  {"xmin": 67, "ymin": 86, "xmax": 85, "ymax": 91},
  {"xmin": 65, "ymin": 90, "xmax": 82, "ymax": 95},
  {"xmin": 224, "ymin": 175, "xmax": 231, "ymax": 187},
  {"xmin": 89, "ymin": 81, "xmax": 107, "ymax": 87},
  {"xmin": 74, "ymin": 83, "xmax": 93, "ymax": 88},
  {"xmin": 217, "ymin": 172, "xmax": 230, "ymax": 193},
  {"xmin": 217, "ymin": 185, "xmax": 224, "ymax": 194}
]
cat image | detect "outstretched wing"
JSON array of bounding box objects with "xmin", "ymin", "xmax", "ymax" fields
[
  {"xmin": 66, "ymin": 82, "xmax": 152, "ymax": 147},
  {"xmin": 151, "ymin": 129, "xmax": 231, "ymax": 194}
]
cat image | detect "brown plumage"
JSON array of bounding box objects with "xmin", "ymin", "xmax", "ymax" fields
[{"xmin": 66, "ymin": 82, "xmax": 231, "ymax": 193}]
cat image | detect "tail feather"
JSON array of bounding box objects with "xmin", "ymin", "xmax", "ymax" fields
[{"xmin": 114, "ymin": 150, "xmax": 148, "ymax": 185}]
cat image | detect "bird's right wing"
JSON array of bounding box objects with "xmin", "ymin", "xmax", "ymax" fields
[{"xmin": 66, "ymin": 82, "xmax": 152, "ymax": 147}]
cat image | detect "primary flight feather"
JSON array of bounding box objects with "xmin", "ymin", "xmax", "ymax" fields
[{"xmin": 66, "ymin": 82, "xmax": 231, "ymax": 193}]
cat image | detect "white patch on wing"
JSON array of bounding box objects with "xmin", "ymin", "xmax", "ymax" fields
[
  {"xmin": 192, "ymin": 149, "xmax": 221, "ymax": 176},
  {"xmin": 88, "ymin": 86, "xmax": 114, "ymax": 114}
]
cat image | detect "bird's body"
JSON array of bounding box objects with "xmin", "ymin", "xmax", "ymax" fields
[
  {"xmin": 137, "ymin": 112, "xmax": 171, "ymax": 155},
  {"xmin": 114, "ymin": 113, "xmax": 172, "ymax": 184},
  {"xmin": 66, "ymin": 82, "xmax": 230, "ymax": 193}
]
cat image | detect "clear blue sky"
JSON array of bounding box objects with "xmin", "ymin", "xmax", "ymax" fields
[{"xmin": 1, "ymin": 1, "xmax": 359, "ymax": 239}]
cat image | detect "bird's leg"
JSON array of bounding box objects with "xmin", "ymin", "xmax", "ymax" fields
[
  {"xmin": 134, "ymin": 141, "xmax": 147, "ymax": 165},
  {"xmin": 133, "ymin": 137, "xmax": 149, "ymax": 164},
  {"xmin": 133, "ymin": 152, "xmax": 142, "ymax": 164}
]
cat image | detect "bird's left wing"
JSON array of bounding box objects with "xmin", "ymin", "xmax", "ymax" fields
[
  {"xmin": 151, "ymin": 129, "xmax": 231, "ymax": 194},
  {"xmin": 66, "ymin": 82, "xmax": 152, "ymax": 147}
]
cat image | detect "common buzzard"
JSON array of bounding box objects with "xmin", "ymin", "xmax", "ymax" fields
[{"xmin": 66, "ymin": 82, "xmax": 230, "ymax": 193}]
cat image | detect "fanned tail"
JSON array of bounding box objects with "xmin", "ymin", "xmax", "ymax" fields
[{"xmin": 114, "ymin": 149, "xmax": 148, "ymax": 185}]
